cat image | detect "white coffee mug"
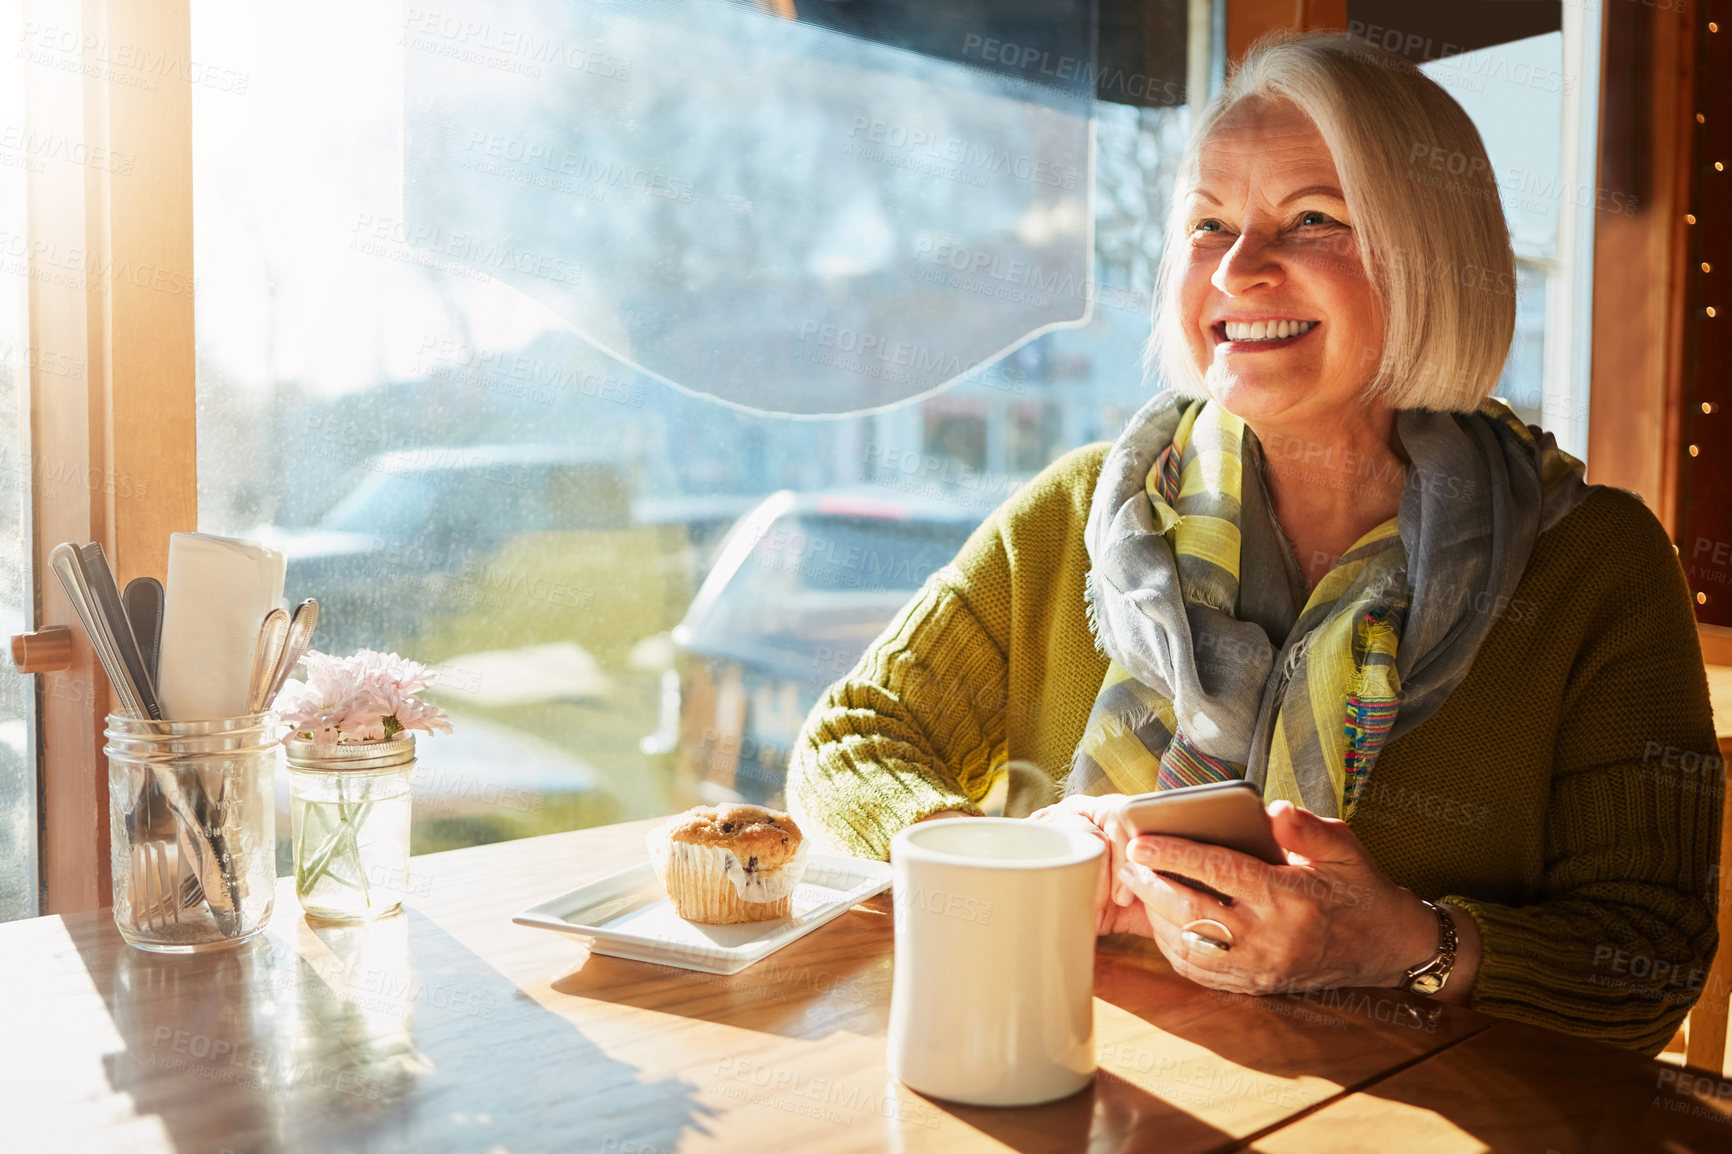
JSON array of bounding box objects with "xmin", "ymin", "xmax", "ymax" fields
[{"xmin": 887, "ymin": 817, "xmax": 1103, "ymax": 1106}]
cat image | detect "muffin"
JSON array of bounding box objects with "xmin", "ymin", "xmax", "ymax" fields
[{"xmin": 647, "ymin": 804, "xmax": 808, "ymax": 924}]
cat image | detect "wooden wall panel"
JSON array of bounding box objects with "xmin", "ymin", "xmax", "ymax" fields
[
  {"xmin": 1586, "ymin": 2, "xmax": 1696, "ymax": 531},
  {"xmin": 1677, "ymin": 8, "xmax": 1731, "ymax": 629}
]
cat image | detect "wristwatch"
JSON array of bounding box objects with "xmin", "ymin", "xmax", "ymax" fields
[{"xmin": 1398, "ymin": 899, "xmax": 1459, "ymax": 997}]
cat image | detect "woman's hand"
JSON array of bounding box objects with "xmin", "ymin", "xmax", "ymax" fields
[
  {"xmin": 1028, "ymin": 795, "xmax": 1155, "ymax": 937},
  {"xmin": 1114, "ymin": 800, "xmax": 1447, "ymax": 994}
]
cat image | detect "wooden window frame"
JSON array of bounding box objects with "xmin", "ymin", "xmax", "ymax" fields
[{"xmin": 23, "ymin": 0, "xmax": 197, "ymax": 913}]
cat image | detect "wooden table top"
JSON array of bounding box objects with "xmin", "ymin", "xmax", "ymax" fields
[
  {"xmin": 1707, "ymin": 663, "xmax": 1731, "ymax": 742},
  {"xmin": 2, "ymin": 818, "xmax": 1727, "ymax": 1153}
]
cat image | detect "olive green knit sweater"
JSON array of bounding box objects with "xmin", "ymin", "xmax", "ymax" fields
[{"xmin": 788, "ymin": 444, "xmax": 1722, "ymax": 1055}]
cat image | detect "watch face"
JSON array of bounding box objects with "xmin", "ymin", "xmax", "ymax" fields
[{"xmin": 1411, "ymin": 973, "xmax": 1444, "ymax": 996}]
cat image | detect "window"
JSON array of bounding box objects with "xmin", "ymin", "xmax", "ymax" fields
[
  {"xmin": 192, "ymin": 0, "xmax": 1200, "ymax": 855},
  {"xmin": 1418, "ymin": 16, "xmax": 1603, "ymax": 456},
  {"xmin": 0, "ymin": 0, "xmax": 1649, "ymax": 931},
  {"xmin": 186, "ymin": 4, "xmax": 1607, "ymax": 861}
]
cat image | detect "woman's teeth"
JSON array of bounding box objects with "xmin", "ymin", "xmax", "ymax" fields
[{"xmin": 1222, "ymin": 320, "xmax": 1317, "ymax": 341}]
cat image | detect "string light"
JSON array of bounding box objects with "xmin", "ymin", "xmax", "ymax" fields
[
  {"xmin": 1711, "ymin": 22, "xmax": 1720, "ymax": 33},
  {"xmin": 1689, "ymin": 50, "xmax": 1715, "ymax": 602},
  {"xmin": 1718, "ymin": 162, "xmax": 1726, "ymax": 172}
]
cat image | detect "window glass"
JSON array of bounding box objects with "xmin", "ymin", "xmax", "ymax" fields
[
  {"xmin": 400, "ymin": 0, "xmax": 1096, "ymax": 415},
  {"xmin": 1420, "ymin": 32, "xmax": 1573, "ymax": 434},
  {"xmin": 0, "ymin": 14, "xmax": 38, "ymax": 920},
  {"xmin": 192, "ymin": 0, "xmax": 1191, "ymax": 854}
]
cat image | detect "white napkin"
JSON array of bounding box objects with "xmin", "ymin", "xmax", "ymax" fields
[{"xmin": 156, "ymin": 532, "xmax": 286, "ymax": 721}]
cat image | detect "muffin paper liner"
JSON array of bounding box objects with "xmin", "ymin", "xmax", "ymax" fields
[{"xmin": 647, "ymin": 827, "xmax": 810, "ymax": 924}]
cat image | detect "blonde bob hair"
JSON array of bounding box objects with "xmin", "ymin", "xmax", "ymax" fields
[{"xmin": 1149, "ymin": 31, "xmax": 1516, "ymax": 413}]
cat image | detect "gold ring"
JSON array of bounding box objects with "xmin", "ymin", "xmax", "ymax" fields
[{"xmin": 1180, "ymin": 918, "xmax": 1234, "ymax": 954}]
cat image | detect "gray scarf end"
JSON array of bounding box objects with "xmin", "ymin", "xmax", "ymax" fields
[{"xmin": 1082, "ymin": 568, "xmax": 1108, "ymax": 656}]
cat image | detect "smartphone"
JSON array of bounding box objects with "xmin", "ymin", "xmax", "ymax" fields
[{"xmin": 1111, "ymin": 780, "xmax": 1286, "ymax": 903}]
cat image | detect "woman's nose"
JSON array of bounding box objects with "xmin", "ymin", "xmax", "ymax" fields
[{"xmin": 1211, "ymin": 232, "xmax": 1284, "ymax": 296}]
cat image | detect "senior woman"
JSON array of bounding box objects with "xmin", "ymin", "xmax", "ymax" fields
[{"xmin": 786, "ymin": 31, "xmax": 1720, "ymax": 1054}]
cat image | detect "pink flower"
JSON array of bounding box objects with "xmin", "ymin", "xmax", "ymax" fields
[{"xmin": 273, "ymin": 648, "xmax": 451, "ymax": 750}]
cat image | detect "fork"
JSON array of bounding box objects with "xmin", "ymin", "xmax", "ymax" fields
[{"xmin": 131, "ymin": 840, "xmax": 179, "ymax": 933}]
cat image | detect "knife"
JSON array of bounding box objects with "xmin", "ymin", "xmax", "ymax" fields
[
  {"xmin": 49, "ymin": 543, "xmax": 149, "ymax": 719},
  {"xmin": 77, "ymin": 543, "xmax": 162, "ymax": 720}
]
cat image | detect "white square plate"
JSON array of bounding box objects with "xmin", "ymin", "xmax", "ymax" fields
[{"xmin": 511, "ymin": 854, "xmax": 892, "ymax": 975}]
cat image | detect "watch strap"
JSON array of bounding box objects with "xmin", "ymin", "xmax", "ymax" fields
[{"xmin": 1399, "ymin": 899, "xmax": 1458, "ymax": 997}]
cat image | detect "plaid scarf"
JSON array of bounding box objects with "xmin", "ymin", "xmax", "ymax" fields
[{"xmin": 1067, "ymin": 393, "xmax": 1593, "ymax": 818}]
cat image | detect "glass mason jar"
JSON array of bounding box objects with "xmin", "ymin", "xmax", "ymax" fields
[
  {"xmin": 286, "ymin": 736, "xmax": 415, "ymax": 921},
  {"xmin": 104, "ymin": 712, "xmax": 278, "ymax": 953}
]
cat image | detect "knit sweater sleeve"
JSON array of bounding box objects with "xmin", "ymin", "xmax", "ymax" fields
[
  {"xmin": 1441, "ymin": 493, "xmax": 1722, "ymax": 1055},
  {"xmin": 785, "ymin": 516, "xmax": 1015, "ymax": 860}
]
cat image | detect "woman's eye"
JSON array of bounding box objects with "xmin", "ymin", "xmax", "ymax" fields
[
  {"xmin": 1297, "ymin": 211, "xmax": 1336, "ymax": 227},
  {"xmin": 1193, "ymin": 219, "xmax": 1224, "ymax": 234}
]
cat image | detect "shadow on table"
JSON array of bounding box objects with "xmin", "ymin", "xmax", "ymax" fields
[
  {"xmin": 550, "ymin": 904, "xmax": 892, "ymax": 1040},
  {"xmin": 933, "ymin": 1068, "xmax": 1235, "ymax": 1154},
  {"xmin": 1094, "ymin": 933, "xmax": 1489, "ymax": 1083},
  {"xmin": 1336, "ymin": 1023, "xmax": 1732, "ymax": 1153},
  {"xmin": 73, "ymin": 906, "xmax": 716, "ymax": 1153}
]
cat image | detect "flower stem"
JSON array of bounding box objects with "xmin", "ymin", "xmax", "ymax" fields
[{"xmin": 296, "ymin": 797, "xmax": 374, "ymax": 904}]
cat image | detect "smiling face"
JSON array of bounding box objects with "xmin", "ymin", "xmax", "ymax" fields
[{"xmin": 1175, "ymin": 98, "xmax": 1386, "ymax": 436}]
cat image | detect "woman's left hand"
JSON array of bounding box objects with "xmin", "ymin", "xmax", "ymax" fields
[{"xmin": 1115, "ymin": 799, "xmax": 1438, "ymax": 994}]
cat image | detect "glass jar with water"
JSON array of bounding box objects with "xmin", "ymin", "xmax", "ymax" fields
[{"xmin": 286, "ymin": 736, "xmax": 415, "ymax": 921}]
